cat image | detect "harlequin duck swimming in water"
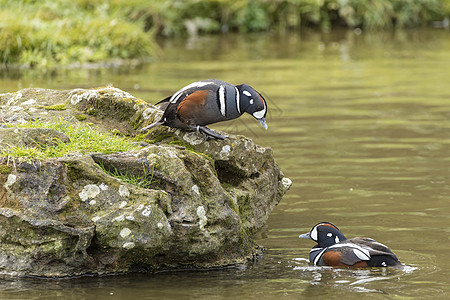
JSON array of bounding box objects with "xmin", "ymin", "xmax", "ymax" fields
[
  {"xmin": 299, "ymin": 222, "xmax": 402, "ymax": 268},
  {"xmin": 140, "ymin": 79, "xmax": 268, "ymax": 140}
]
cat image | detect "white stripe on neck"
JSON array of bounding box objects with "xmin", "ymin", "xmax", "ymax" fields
[
  {"xmin": 235, "ymin": 87, "xmax": 241, "ymax": 114},
  {"xmin": 219, "ymin": 85, "xmax": 226, "ymax": 116}
]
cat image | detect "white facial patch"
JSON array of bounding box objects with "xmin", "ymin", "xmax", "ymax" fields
[
  {"xmin": 310, "ymin": 227, "xmax": 318, "ymax": 241},
  {"xmin": 335, "ymin": 236, "xmax": 340, "ymax": 243},
  {"xmin": 243, "ymin": 90, "xmax": 251, "ymax": 97},
  {"xmin": 327, "ymin": 233, "xmax": 332, "ymax": 237},
  {"xmin": 249, "ymin": 99, "xmax": 254, "ymax": 104},
  {"xmin": 253, "ymin": 106, "xmax": 266, "ymax": 119}
]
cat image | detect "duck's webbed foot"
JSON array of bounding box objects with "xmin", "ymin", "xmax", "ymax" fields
[{"xmin": 189, "ymin": 125, "xmax": 227, "ymax": 140}]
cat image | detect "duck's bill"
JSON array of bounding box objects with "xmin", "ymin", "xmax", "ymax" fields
[
  {"xmin": 299, "ymin": 232, "xmax": 311, "ymax": 239},
  {"xmin": 258, "ymin": 118, "xmax": 268, "ymax": 130}
]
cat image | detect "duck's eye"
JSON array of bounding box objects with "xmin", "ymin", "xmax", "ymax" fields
[{"xmin": 327, "ymin": 233, "xmax": 332, "ymax": 237}]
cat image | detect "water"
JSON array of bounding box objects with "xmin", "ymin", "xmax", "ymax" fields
[{"xmin": 1, "ymin": 29, "xmax": 449, "ymax": 299}]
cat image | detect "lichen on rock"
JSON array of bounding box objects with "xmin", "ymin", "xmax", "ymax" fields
[{"xmin": 0, "ymin": 87, "xmax": 291, "ymax": 277}]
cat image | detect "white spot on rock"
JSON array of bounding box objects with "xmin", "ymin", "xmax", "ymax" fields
[
  {"xmin": 113, "ymin": 89, "xmax": 134, "ymax": 99},
  {"xmin": 255, "ymin": 145, "xmax": 265, "ymax": 153},
  {"xmin": 197, "ymin": 206, "xmax": 207, "ymax": 230},
  {"xmin": 89, "ymin": 200, "xmax": 96, "ymax": 206},
  {"xmin": 79, "ymin": 184, "xmax": 100, "ymax": 202},
  {"xmin": 123, "ymin": 242, "xmax": 135, "ymax": 249},
  {"xmin": 21, "ymin": 99, "xmax": 37, "ymax": 106},
  {"xmin": 281, "ymin": 177, "xmax": 292, "ymax": 190},
  {"xmin": 99, "ymin": 183, "xmax": 109, "ymax": 191},
  {"xmin": 91, "ymin": 216, "xmax": 101, "ymax": 222},
  {"xmin": 142, "ymin": 205, "xmax": 152, "ymax": 217},
  {"xmin": 197, "ymin": 206, "xmax": 206, "ymax": 218},
  {"xmin": 119, "ymin": 185, "xmax": 130, "ymax": 197},
  {"xmin": 113, "ymin": 215, "xmax": 125, "ymax": 222},
  {"xmin": 4, "ymin": 174, "xmax": 17, "ymax": 188},
  {"xmin": 119, "ymin": 201, "xmax": 127, "ymax": 209},
  {"xmin": 69, "ymin": 90, "xmax": 99, "ymax": 105},
  {"xmin": 136, "ymin": 204, "xmax": 145, "ymax": 211},
  {"xmin": 191, "ymin": 185, "xmax": 200, "ymax": 196},
  {"xmin": 120, "ymin": 227, "xmax": 132, "ymax": 238},
  {"xmin": 219, "ymin": 145, "xmax": 231, "ymax": 158},
  {"xmin": 126, "ymin": 215, "xmax": 135, "ymax": 221},
  {"xmin": 157, "ymin": 222, "xmax": 164, "ymax": 229}
]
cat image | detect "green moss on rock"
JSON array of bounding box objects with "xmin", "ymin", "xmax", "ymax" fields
[
  {"xmin": 75, "ymin": 114, "xmax": 87, "ymax": 121},
  {"xmin": 0, "ymin": 165, "xmax": 12, "ymax": 174},
  {"xmin": 42, "ymin": 104, "xmax": 66, "ymax": 110},
  {"xmin": 86, "ymin": 107, "xmax": 98, "ymax": 116}
]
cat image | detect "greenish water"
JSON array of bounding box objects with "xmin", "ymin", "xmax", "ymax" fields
[{"xmin": 1, "ymin": 29, "xmax": 450, "ymax": 299}]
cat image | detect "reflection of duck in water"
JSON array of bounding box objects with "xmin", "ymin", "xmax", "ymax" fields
[{"xmin": 300, "ymin": 222, "xmax": 402, "ymax": 268}]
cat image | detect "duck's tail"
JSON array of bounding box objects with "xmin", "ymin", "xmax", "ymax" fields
[
  {"xmin": 139, "ymin": 120, "xmax": 164, "ymax": 132},
  {"xmin": 140, "ymin": 96, "xmax": 172, "ymax": 132}
]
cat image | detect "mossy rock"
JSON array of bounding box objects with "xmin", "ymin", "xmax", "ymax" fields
[{"xmin": 0, "ymin": 87, "xmax": 291, "ymax": 277}]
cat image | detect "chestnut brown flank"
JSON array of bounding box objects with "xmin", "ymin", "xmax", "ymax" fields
[
  {"xmin": 177, "ymin": 90, "xmax": 209, "ymax": 121},
  {"xmin": 323, "ymin": 251, "xmax": 368, "ymax": 268}
]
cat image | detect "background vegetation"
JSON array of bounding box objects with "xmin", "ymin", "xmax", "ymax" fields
[{"xmin": 1, "ymin": 0, "xmax": 449, "ymax": 68}]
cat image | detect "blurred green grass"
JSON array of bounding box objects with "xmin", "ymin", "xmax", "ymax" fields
[
  {"xmin": 1, "ymin": 0, "xmax": 449, "ymax": 69},
  {"xmin": 0, "ymin": 0, "xmax": 155, "ymax": 68}
]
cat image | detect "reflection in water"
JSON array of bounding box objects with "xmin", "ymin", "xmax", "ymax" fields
[
  {"xmin": 292, "ymin": 257, "xmax": 417, "ymax": 295},
  {"xmin": 1, "ymin": 29, "xmax": 450, "ymax": 298}
]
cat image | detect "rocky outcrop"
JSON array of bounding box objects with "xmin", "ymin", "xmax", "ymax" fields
[{"xmin": 0, "ymin": 87, "xmax": 291, "ymax": 277}]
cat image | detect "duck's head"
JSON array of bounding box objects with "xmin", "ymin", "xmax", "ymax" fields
[
  {"xmin": 236, "ymin": 84, "xmax": 268, "ymax": 130},
  {"xmin": 299, "ymin": 222, "xmax": 347, "ymax": 248}
]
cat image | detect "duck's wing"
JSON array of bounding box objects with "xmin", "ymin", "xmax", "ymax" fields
[
  {"xmin": 350, "ymin": 237, "xmax": 396, "ymax": 255},
  {"xmin": 154, "ymin": 96, "xmax": 172, "ymax": 111},
  {"xmin": 323, "ymin": 243, "xmax": 371, "ymax": 266},
  {"xmin": 348, "ymin": 237, "xmax": 401, "ymax": 266}
]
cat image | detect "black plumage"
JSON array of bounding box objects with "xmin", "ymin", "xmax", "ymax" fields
[
  {"xmin": 299, "ymin": 222, "xmax": 402, "ymax": 268},
  {"xmin": 140, "ymin": 79, "xmax": 268, "ymax": 139}
]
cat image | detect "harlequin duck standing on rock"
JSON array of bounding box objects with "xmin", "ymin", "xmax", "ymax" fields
[
  {"xmin": 140, "ymin": 79, "xmax": 268, "ymax": 140},
  {"xmin": 299, "ymin": 222, "xmax": 402, "ymax": 268}
]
